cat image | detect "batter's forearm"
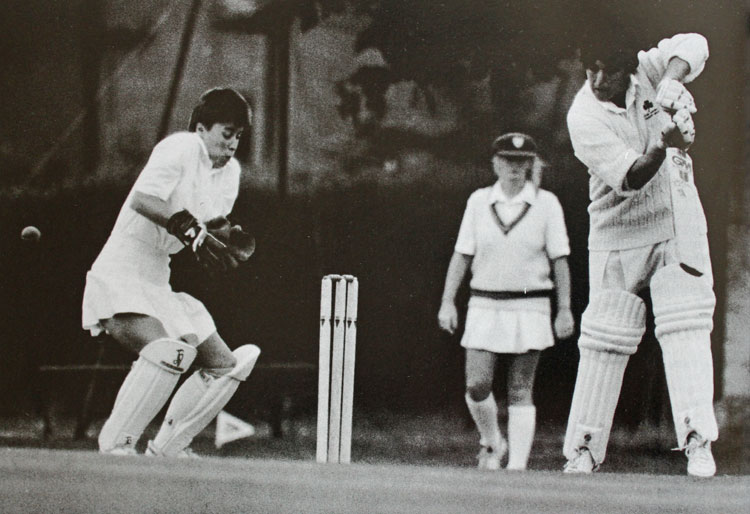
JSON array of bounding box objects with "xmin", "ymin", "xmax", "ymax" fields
[
  {"xmin": 625, "ymin": 142, "xmax": 667, "ymax": 190},
  {"xmin": 441, "ymin": 252, "xmax": 472, "ymax": 303},
  {"xmin": 663, "ymin": 57, "xmax": 691, "ymax": 82}
]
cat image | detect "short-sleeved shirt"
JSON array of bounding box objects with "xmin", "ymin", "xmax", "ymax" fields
[
  {"xmin": 566, "ymin": 33, "xmax": 709, "ymax": 251},
  {"xmin": 82, "ymin": 132, "xmax": 241, "ymax": 340},
  {"xmin": 110, "ymin": 131, "xmax": 241, "ymax": 255},
  {"xmin": 455, "ymin": 181, "xmax": 570, "ymax": 292}
]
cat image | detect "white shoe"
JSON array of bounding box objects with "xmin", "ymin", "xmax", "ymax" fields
[
  {"xmin": 146, "ymin": 440, "xmax": 201, "ymax": 459},
  {"xmin": 563, "ymin": 447, "xmax": 597, "ymax": 474},
  {"xmin": 684, "ymin": 434, "xmax": 716, "ymax": 477},
  {"xmin": 477, "ymin": 439, "xmax": 508, "ymax": 471}
]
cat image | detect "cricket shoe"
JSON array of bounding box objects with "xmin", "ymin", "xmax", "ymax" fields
[
  {"xmin": 563, "ymin": 447, "xmax": 597, "ymax": 474},
  {"xmin": 477, "ymin": 439, "xmax": 508, "ymax": 471},
  {"xmin": 683, "ymin": 433, "xmax": 715, "ymax": 478},
  {"xmin": 146, "ymin": 440, "xmax": 201, "ymax": 459}
]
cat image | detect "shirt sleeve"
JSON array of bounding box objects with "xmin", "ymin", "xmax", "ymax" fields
[
  {"xmin": 638, "ymin": 33, "xmax": 709, "ymax": 87},
  {"xmin": 543, "ymin": 192, "xmax": 570, "ymax": 260},
  {"xmin": 567, "ymin": 108, "xmax": 640, "ymax": 196},
  {"xmin": 454, "ymin": 193, "xmax": 477, "ymax": 256},
  {"xmin": 132, "ymin": 136, "xmax": 192, "ymax": 201}
]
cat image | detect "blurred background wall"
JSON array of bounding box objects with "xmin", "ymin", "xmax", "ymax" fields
[{"xmin": 0, "ymin": 0, "xmax": 745, "ymax": 430}]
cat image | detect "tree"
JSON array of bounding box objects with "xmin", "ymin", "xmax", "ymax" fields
[{"xmin": 315, "ymin": 0, "xmax": 589, "ymax": 148}]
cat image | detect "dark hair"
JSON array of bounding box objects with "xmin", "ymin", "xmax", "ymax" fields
[
  {"xmin": 577, "ymin": 28, "xmax": 641, "ymax": 76},
  {"xmin": 188, "ymin": 88, "xmax": 251, "ymax": 131}
]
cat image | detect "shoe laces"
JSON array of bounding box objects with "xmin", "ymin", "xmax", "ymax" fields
[
  {"xmin": 684, "ymin": 436, "xmax": 710, "ymax": 459},
  {"xmin": 565, "ymin": 447, "xmax": 598, "ymax": 472}
]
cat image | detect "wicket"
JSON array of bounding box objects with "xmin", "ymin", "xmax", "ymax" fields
[{"xmin": 317, "ymin": 274, "xmax": 358, "ymax": 463}]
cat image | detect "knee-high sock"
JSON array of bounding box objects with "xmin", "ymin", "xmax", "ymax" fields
[
  {"xmin": 98, "ymin": 339, "xmax": 195, "ymax": 452},
  {"xmin": 506, "ymin": 405, "xmax": 535, "ymax": 470},
  {"xmin": 651, "ymin": 265, "xmax": 718, "ymax": 447},
  {"xmin": 465, "ymin": 392, "xmax": 503, "ymax": 450},
  {"xmin": 150, "ymin": 345, "xmax": 260, "ymax": 456},
  {"xmin": 563, "ymin": 291, "xmax": 646, "ymax": 465}
]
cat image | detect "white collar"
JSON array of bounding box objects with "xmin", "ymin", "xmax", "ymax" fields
[
  {"xmin": 586, "ymin": 74, "xmax": 639, "ymax": 114},
  {"xmin": 490, "ymin": 181, "xmax": 537, "ymax": 205}
]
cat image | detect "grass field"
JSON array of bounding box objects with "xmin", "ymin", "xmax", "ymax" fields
[
  {"xmin": 2, "ymin": 407, "xmax": 747, "ymax": 473},
  {"xmin": 1, "ymin": 447, "xmax": 748, "ymax": 514},
  {"xmin": 1, "ymin": 409, "xmax": 748, "ymax": 512}
]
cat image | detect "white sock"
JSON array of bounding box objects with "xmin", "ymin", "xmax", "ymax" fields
[
  {"xmin": 465, "ymin": 392, "xmax": 503, "ymax": 450},
  {"xmin": 506, "ymin": 405, "xmax": 536, "ymax": 470}
]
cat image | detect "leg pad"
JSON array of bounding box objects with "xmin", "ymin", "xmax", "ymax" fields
[
  {"xmin": 98, "ymin": 339, "xmax": 195, "ymax": 453},
  {"xmin": 151, "ymin": 344, "xmax": 260, "ymax": 456},
  {"xmin": 651, "ymin": 265, "xmax": 718, "ymax": 446},
  {"xmin": 564, "ymin": 291, "xmax": 646, "ymax": 465}
]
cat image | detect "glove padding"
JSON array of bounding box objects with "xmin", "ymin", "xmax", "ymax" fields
[
  {"xmin": 656, "ymin": 78, "xmax": 696, "ymax": 114},
  {"xmin": 206, "ymin": 216, "xmax": 255, "ymax": 262},
  {"xmin": 660, "ymin": 108, "xmax": 695, "ymax": 150},
  {"xmin": 167, "ymin": 210, "xmax": 238, "ymax": 271}
]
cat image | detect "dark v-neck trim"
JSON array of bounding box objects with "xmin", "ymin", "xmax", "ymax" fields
[{"xmin": 490, "ymin": 202, "xmax": 532, "ymax": 235}]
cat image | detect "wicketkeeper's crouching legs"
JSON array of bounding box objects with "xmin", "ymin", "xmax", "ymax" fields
[
  {"xmin": 563, "ymin": 291, "xmax": 646, "ymax": 471},
  {"xmin": 147, "ymin": 344, "xmax": 260, "ymax": 457},
  {"xmin": 651, "ymin": 265, "xmax": 717, "ymax": 476},
  {"xmin": 98, "ymin": 338, "xmax": 197, "ymax": 454}
]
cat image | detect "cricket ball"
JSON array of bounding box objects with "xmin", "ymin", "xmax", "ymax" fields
[{"xmin": 21, "ymin": 225, "xmax": 41, "ymax": 242}]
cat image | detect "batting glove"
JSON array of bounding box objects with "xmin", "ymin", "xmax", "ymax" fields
[
  {"xmin": 672, "ymin": 108, "xmax": 695, "ymax": 147},
  {"xmin": 660, "ymin": 111, "xmax": 694, "ymax": 151},
  {"xmin": 656, "ymin": 78, "xmax": 696, "ymax": 114}
]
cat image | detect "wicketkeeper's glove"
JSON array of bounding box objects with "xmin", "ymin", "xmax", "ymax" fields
[
  {"xmin": 205, "ymin": 216, "xmax": 256, "ymax": 262},
  {"xmin": 167, "ymin": 210, "xmax": 238, "ymax": 271}
]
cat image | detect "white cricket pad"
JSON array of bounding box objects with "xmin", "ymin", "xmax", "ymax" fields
[
  {"xmin": 98, "ymin": 338, "xmax": 196, "ymax": 453},
  {"xmin": 150, "ymin": 344, "xmax": 260, "ymax": 457},
  {"xmin": 563, "ymin": 290, "xmax": 646, "ymax": 465},
  {"xmin": 651, "ymin": 264, "xmax": 718, "ymax": 446}
]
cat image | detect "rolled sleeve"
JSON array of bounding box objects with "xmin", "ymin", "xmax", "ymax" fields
[
  {"xmin": 567, "ymin": 111, "xmax": 640, "ymax": 196},
  {"xmin": 658, "ymin": 33, "xmax": 708, "ymax": 83},
  {"xmin": 639, "ymin": 33, "xmax": 709, "ymax": 85},
  {"xmin": 544, "ymin": 194, "xmax": 570, "ymax": 260},
  {"xmin": 454, "ymin": 195, "xmax": 477, "ymax": 256}
]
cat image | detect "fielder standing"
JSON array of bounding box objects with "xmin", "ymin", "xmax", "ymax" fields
[
  {"xmin": 439, "ymin": 133, "xmax": 575, "ymax": 470},
  {"xmin": 563, "ymin": 31, "xmax": 717, "ymax": 476},
  {"xmin": 82, "ymin": 87, "xmax": 259, "ymax": 457}
]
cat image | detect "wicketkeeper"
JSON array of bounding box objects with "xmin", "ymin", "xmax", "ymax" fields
[
  {"xmin": 563, "ymin": 30, "xmax": 717, "ymax": 476},
  {"xmin": 82, "ymin": 88, "xmax": 259, "ymax": 457}
]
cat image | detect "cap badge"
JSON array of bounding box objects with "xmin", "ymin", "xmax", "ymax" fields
[{"xmin": 512, "ymin": 136, "xmax": 524, "ymax": 149}]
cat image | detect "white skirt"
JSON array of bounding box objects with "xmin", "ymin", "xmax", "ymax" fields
[
  {"xmin": 460, "ymin": 296, "xmax": 554, "ymax": 354},
  {"xmin": 81, "ymin": 235, "xmax": 216, "ymax": 342}
]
